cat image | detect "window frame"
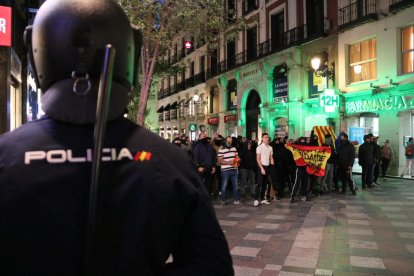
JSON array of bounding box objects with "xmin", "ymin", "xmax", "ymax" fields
[
  {"xmin": 401, "ymin": 25, "xmax": 414, "ymax": 75},
  {"xmin": 348, "ymin": 37, "xmax": 377, "ymax": 84}
]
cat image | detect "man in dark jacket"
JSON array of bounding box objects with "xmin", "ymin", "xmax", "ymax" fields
[
  {"xmin": 337, "ymin": 134, "xmax": 357, "ymax": 195},
  {"xmin": 358, "ymin": 134, "xmax": 374, "ymax": 189},
  {"xmin": 270, "ymin": 137, "xmax": 286, "ymax": 199},
  {"xmin": 193, "ymin": 132, "xmax": 217, "ymax": 199},
  {"xmin": 0, "ymin": 1, "xmax": 233, "ymax": 275},
  {"xmin": 239, "ymin": 141, "xmax": 256, "ymax": 197}
]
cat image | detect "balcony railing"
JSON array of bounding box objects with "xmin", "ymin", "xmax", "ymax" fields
[
  {"xmin": 338, "ymin": 0, "xmax": 378, "ymax": 32},
  {"xmin": 158, "ymin": 22, "xmax": 328, "ymax": 97},
  {"xmin": 204, "ymin": 25, "xmax": 311, "ymax": 79},
  {"xmin": 389, "ymin": 0, "xmax": 414, "ymax": 13}
]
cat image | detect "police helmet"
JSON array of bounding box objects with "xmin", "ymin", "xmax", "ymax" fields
[{"xmin": 25, "ymin": 0, "xmax": 141, "ymax": 124}]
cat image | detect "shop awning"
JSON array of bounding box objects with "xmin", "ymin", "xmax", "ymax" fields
[
  {"xmin": 164, "ymin": 103, "xmax": 171, "ymax": 111},
  {"xmin": 170, "ymin": 101, "xmax": 178, "ymax": 109},
  {"xmin": 157, "ymin": 106, "xmax": 164, "ymax": 113}
]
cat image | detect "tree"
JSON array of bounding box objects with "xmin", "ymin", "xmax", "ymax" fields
[{"xmin": 118, "ymin": 0, "xmax": 245, "ymax": 125}]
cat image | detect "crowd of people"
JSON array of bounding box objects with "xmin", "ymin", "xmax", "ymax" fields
[{"xmin": 170, "ymin": 129, "xmax": 398, "ymax": 206}]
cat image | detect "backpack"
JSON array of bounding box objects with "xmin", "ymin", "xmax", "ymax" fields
[{"xmin": 406, "ymin": 144, "xmax": 414, "ymax": 157}]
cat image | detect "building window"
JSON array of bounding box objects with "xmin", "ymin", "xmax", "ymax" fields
[
  {"xmin": 349, "ymin": 38, "xmax": 377, "ymax": 83},
  {"xmin": 246, "ymin": 26, "xmax": 257, "ymax": 61},
  {"xmin": 188, "ymin": 99, "xmax": 195, "ymax": 117},
  {"xmin": 243, "ymin": 0, "xmax": 257, "ymax": 15},
  {"xmin": 195, "ymin": 95, "xmax": 205, "ymax": 116},
  {"xmin": 227, "ymin": 79, "xmax": 237, "ymax": 110},
  {"xmin": 402, "ymin": 25, "xmax": 414, "ymax": 74},
  {"xmin": 178, "ymin": 100, "xmax": 185, "ymax": 119}
]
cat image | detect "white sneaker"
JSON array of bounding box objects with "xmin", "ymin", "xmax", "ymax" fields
[
  {"xmin": 260, "ymin": 200, "xmax": 270, "ymax": 205},
  {"xmin": 300, "ymin": 196, "xmax": 307, "ymax": 202},
  {"xmin": 253, "ymin": 200, "xmax": 259, "ymax": 207},
  {"xmin": 233, "ymin": 200, "xmax": 241, "ymax": 205}
]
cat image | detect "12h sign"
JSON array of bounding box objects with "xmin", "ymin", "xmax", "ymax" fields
[
  {"xmin": 0, "ymin": 6, "xmax": 12, "ymax": 47},
  {"xmin": 319, "ymin": 89, "xmax": 339, "ymax": 113}
]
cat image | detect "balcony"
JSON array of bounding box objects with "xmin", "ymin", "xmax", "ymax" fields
[
  {"xmin": 389, "ymin": 0, "xmax": 414, "ymax": 14},
  {"xmin": 338, "ymin": 0, "xmax": 378, "ymax": 32},
  {"xmin": 158, "ymin": 24, "xmax": 325, "ymax": 92},
  {"xmin": 204, "ymin": 25, "xmax": 308, "ymax": 79}
]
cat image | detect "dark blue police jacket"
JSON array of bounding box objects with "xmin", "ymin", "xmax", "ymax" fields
[{"xmin": 0, "ymin": 116, "xmax": 233, "ymax": 276}]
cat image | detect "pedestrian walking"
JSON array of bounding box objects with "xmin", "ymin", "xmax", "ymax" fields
[{"xmin": 401, "ymin": 137, "xmax": 414, "ymax": 178}]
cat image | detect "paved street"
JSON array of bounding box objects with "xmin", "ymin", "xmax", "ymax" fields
[{"xmin": 214, "ymin": 177, "xmax": 414, "ymax": 275}]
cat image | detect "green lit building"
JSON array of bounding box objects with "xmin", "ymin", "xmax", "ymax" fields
[
  {"xmin": 337, "ymin": 0, "xmax": 414, "ymax": 176},
  {"xmin": 156, "ymin": 0, "xmax": 414, "ymax": 176}
]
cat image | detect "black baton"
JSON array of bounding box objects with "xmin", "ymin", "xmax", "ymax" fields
[{"xmin": 84, "ymin": 44, "xmax": 116, "ymax": 276}]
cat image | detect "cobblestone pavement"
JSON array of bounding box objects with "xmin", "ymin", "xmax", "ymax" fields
[{"xmin": 214, "ymin": 177, "xmax": 414, "ymax": 276}]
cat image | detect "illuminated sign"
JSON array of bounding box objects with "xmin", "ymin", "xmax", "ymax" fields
[
  {"xmin": 184, "ymin": 41, "xmax": 192, "ymax": 49},
  {"xmin": 345, "ymin": 95, "xmax": 414, "ymax": 114},
  {"xmin": 224, "ymin": 115, "xmax": 237, "ymax": 123},
  {"xmin": 273, "ymin": 76, "xmax": 288, "ymax": 103},
  {"xmin": 0, "ymin": 6, "xmax": 12, "ymax": 47},
  {"xmin": 319, "ymin": 89, "xmax": 339, "ymax": 113},
  {"xmin": 189, "ymin": 124, "xmax": 197, "ymax": 131},
  {"xmin": 207, "ymin": 117, "xmax": 219, "ymax": 125}
]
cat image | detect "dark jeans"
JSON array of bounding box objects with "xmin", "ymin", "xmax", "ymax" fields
[
  {"xmin": 361, "ymin": 163, "xmax": 374, "ymax": 188},
  {"xmin": 291, "ymin": 166, "xmax": 308, "ymax": 198},
  {"xmin": 213, "ymin": 165, "xmax": 222, "ymax": 196},
  {"xmin": 381, "ymin": 158, "xmax": 391, "ymax": 178},
  {"xmin": 339, "ymin": 166, "xmax": 355, "ymax": 192},
  {"xmin": 240, "ymin": 168, "xmax": 255, "ymax": 195},
  {"xmin": 200, "ymin": 167, "xmax": 214, "ymax": 196},
  {"xmin": 255, "ymin": 166, "xmax": 271, "ymax": 201},
  {"xmin": 373, "ymin": 161, "xmax": 380, "ymax": 183},
  {"xmin": 221, "ymin": 169, "xmax": 239, "ymax": 202}
]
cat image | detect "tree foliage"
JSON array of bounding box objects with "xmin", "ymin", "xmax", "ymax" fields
[{"xmin": 117, "ymin": 0, "xmax": 245, "ymax": 125}]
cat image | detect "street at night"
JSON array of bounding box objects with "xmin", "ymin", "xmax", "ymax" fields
[{"xmin": 215, "ymin": 177, "xmax": 414, "ymax": 275}]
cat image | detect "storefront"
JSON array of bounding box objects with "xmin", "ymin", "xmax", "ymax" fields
[{"xmin": 343, "ymin": 87, "xmax": 414, "ymax": 175}]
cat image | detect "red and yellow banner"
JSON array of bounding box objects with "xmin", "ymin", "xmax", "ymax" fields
[
  {"xmin": 286, "ymin": 144, "xmax": 331, "ymax": 176},
  {"xmin": 312, "ymin": 126, "xmax": 336, "ymax": 147}
]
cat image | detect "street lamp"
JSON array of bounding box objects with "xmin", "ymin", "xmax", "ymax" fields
[
  {"xmin": 353, "ymin": 64, "xmax": 362, "ymax": 74},
  {"xmin": 193, "ymin": 93, "xmax": 199, "ymax": 102},
  {"xmin": 311, "ymin": 54, "xmax": 335, "ymax": 81}
]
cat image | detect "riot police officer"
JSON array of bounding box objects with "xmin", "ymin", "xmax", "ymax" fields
[{"xmin": 0, "ymin": 0, "xmax": 233, "ymax": 275}]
